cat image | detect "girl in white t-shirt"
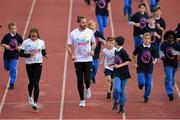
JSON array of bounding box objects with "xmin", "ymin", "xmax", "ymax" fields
[
  {"xmin": 100, "ymin": 37, "xmax": 116, "ymax": 99},
  {"xmin": 20, "ymin": 28, "xmax": 48, "ymax": 111}
]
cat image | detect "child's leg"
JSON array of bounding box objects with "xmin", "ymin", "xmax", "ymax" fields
[
  {"xmin": 106, "ymin": 75, "xmax": 112, "ymax": 93},
  {"xmin": 26, "ymin": 64, "xmax": 34, "ymax": 98},
  {"xmin": 164, "ymin": 66, "xmax": 174, "ymax": 96},
  {"xmin": 9, "ymin": 59, "xmax": 18, "ymax": 85},
  {"xmin": 172, "ymin": 68, "xmax": 177, "ymax": 86},
  {"xmin": 119, "ymin": 79, "xmax": 128, "ymax": 106},
  {"xmin": 91, "ymin": 59, "xmax": 99, "ymax": 83},
  {"xmin": 102, "ymin": 16, "xmax": 109, "ymax": 28},
  {"xmin": 113, "ymin": 77, "xmax": 121, "ymax": 103},
  {"xmin": 137, "ymin": 73, "xmax": 145, "ymax": 87},
  {"xmin": 4, "ymin": 59, "xmax": 10, "ymax": 71},
  {"xmin": 96, "ymin": 15, "xmax": 104, "ymax": 36},
  {"xmin": 144, "ymin": 73, "xmax": 152, "ymax": 98}
]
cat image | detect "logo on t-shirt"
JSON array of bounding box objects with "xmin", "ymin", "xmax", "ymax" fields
[
  {"xmin": 114, "ymin": 54, "xmax": 123, "ymax": 65},
  {"xmin": 140, "ymin": 17, "xmax": 147, "ymax": 28},
  {"xmin": 9, "ymin": 39, "xmax": 18, "ymax": 51},
  {"xmin": 166, "ymin": 47, "xmax": 175, "ymax": 59},
  {"xmin": 97, "ymin": 0, "xmax": 106, "ymax": 8},
  {"xmin": 141, "ymin": 50, "xmax": 152, "ymax": 63}
]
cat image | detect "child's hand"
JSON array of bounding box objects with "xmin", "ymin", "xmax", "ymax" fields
[
  {"xmin": 4, "ymin": 45, "xmax": 11, "ymax": 50},
  {"xmin": 114, "ymin": 64, "xmax": 122, "ymax": 68},
  {"xmin": 108, "ymin": 63, "xmax": 114, "ymax": 67},
  {"xmin": 72, "ymin": 55, "xmax": 76, "ymax": 61},
  {"xmin": 100, "ymin": 61, "xmax": 103, "ymax": 65},
  {"xmin": 89, "ymin": 50, "xmax": 94, "ymax": 56},
  {"xmin": 135, "ymin": 23, "xmax": 141, "ymax": 27},
  {"xmin": 154, "ymin": 32, "xmax": 161, "ymax": 39},
  {"xmin": 153, "ymin": 60, "xmax": 157, "ymax": 65},
  {"xmin": 133, "ymin": 63, "xmax": 138, "ymax": 68}
]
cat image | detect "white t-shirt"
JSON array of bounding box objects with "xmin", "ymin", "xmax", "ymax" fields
[
  {"xmin": 20, "ymin": 38, "xmax": 45, "ymax": 64},
  {"xmin": 103, "ymin": 47, "xmax": 116, "ymax": 71},
  {"xmin": 67, "ymin": 28, "xmax": 95, "ymax": 62}
]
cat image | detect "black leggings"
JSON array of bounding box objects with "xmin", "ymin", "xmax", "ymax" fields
[
  {"xmin": 74, "ymin": 62, "xmax": 92, "ymax": 100},
  {"xmin": 26, "ymin": 63, "xmax": 42, "ymax": 103}
]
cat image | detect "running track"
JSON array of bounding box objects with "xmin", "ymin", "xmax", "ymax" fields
[{"xmin": 0, "ymin": 0, "xmax": 179, "ymax": 119}]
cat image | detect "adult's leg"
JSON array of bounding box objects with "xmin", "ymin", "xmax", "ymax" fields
[
  {"xmin": 83, "ymin": 62, "xmax": 92, "ymax": 89},
  {"xmin": 74, "ymin": 62, "xmax": 84, "ymax": 100}
]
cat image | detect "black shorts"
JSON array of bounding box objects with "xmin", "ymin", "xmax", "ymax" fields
[{"xmin": 104, "ymin": 68, "xmax": 113, "ymax": 78}]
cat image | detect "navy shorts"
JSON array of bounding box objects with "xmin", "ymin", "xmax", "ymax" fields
[{"xmin": 104, "ymin": 68, "xmax": 113, "ymax": 78}]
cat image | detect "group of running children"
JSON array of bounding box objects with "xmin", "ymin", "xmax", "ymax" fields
[
  {"xmin": 1, "ymin": 1, "xmax": 180, "ymax": 114},
  {"xmin": 88, "ymin": 3, "xmax": 180, "ymax": 114}
]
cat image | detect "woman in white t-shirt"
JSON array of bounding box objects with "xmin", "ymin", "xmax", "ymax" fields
[
  {"xmin": 19, "ymin": 28, "xmax": 48, "ymax": 111},
  {"xmin": 100, "ymin": 37, "xmax": 116, "ymax": 99}
]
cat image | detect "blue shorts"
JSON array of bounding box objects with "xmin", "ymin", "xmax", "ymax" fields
[{"xmin": 104, "ymin": 69, "xmax": 113, "ymax": 78}]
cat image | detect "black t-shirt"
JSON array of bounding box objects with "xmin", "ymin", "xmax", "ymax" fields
[
  {"xmin": 155, "ymin": 17, "xmax": 166, "ymax": 42},
  {"xmin": 160, "ymin": 42, "xmax": 180, "ymax": 68},
  {"xmin": 1, "ymin": 33, "xmax": 23, "ymax": 59},
  {"xmin": 93, "ymin": 31, "xmax": 105, "ymax": 59},
  {"xmin": 113, "ymin": 48, "xmax": 131, "ymax": 80},
  {"xmin": 94, "ymin": 0, "xmax": 110, "ymax": 16},
  {"xmin": 133, "ymin": 44, "xmax": 158, "ymax": 74},
  {"xmin": 141, "ymin": 25, "xmax": 160, "ymax": 43},
  {"xmin": 129, "ymin": 12, "xmax": 148, "ymax": 36}
]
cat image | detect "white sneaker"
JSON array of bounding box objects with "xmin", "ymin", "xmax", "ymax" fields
[
  {"xmin": 32, "ymin": 103, "xmax": 38, "ymax": 111},
  {"xmin": 28, "ymin": 96, "xmax": 34, "ymax": 105},
  {"xmin": 79, "ymin": 100, "xmax": 86, "ymax": 107},
  {"xmin": 86, "ymin": 88, "xmax": 91, "ymax": 99}
]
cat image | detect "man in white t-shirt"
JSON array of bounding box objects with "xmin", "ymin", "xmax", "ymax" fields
[{"xmin": 67, "ymin": 16, "xmax": 96, "ymax": 107}]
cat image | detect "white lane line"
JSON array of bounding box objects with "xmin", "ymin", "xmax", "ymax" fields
[
  {"xmin": 22, "ymin": 0, "xmax": 36, "ymax": 39},
  {"xmin": 175, "ymin": 83, "xmax": 180, "ymax": 98},
  {"xmin": 0, "ymin": 0, "xmax": 36, "ymax": 115},
  {"xmin": 0, "ymin": 79, "xmax": 10, "ymax": 114},
  {"xmin": 59, "ymin": 0, "xmax": 73, "ymax": 119}
]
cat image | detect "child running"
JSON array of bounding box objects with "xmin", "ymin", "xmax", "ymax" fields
[
  {"xmin": 160, "ymin": 30, "xmax": 180, "ymax": 101},
  {"xmin": 19, "ymin": 28, "xmax": 48, "ymax": 111},
  {"xmin": 133, "ymin": 32, "xmax": 158, "ymax": 103},
  {"xmin": 1, "ymin": 22, "xmax": 23, "ymax": 89},
  {"xmin": 101, "ymin": 37, "xmax": 116, "ymax": 99},
  {"xmin": 88, "ymin": 19, "xmax": 106, "ymax": 83},
  {"xmin": 112, "ymin": 36, "xmax": 131, "ymax": 113}
]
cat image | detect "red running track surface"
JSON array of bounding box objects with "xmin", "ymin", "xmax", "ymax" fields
[{"xmin": 0, "ymin": 0, "xmax": 179, "ymax": 119}]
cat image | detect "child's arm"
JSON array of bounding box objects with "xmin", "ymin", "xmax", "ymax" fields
[
  {"xmin": 114, "ymin": 61, "xmax": 131, "ymax": 68},
  {"xmin": 154, "ymin": 32, "xmax": 161, "ymax": 39},
  {"xmin": 132, "ymin": 55, "xmax": 138, "ymax": 67},
  {"xmin": 1, "ymin": 43, "xmax": 10, "ymax": 50},
  {"xmin": 100, "ymin": 54, "xmax": 105, "ymax": 65},
  {"xmin": 98, "ymin": 38, "xmax": 106, "ymax": 45}
]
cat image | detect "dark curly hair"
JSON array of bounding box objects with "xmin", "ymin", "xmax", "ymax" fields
[{"xmin": 163, "ymin": 30, "xmax": 176, "ymax": 42}]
